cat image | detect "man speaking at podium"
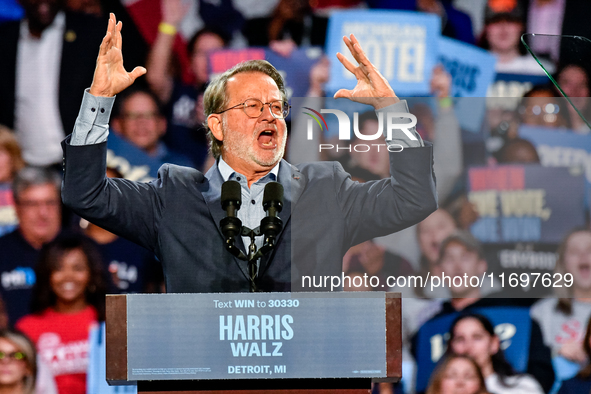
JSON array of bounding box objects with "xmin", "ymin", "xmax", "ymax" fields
[{"xmin": 62, "ymin": 14, "xmax": 437, "ymax": 293}]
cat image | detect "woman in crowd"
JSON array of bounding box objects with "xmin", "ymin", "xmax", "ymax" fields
[
  {"xmin": 0, "ymin": 329, "xmax": 36, "ymax": 394},
  {"xmin": 16, "ymin": 234, "xmax": 107, "ymax": 394},
  {"xmin": 448, "ymin": 313, "xmax": 544, "ymax": 393},
  {"xmin": 0, "ymin": 126, "xmax": 25, "ymax": 237},
  {"xmin": 426, "ymin": 354, "xmax": 489, "ymax": 394},
  {"xmin": 531, "ymin": 228, "xmax": 591, "ymax": 367},
  {"xmin": 559, "ymin": 316, "xmax": 591, "ymax": 393},
  {"xmin": 553, "ymin": 63, "xmax": 591, "ymax": 132}
]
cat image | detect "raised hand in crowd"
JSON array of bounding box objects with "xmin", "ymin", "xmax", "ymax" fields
[
  {"xmin": 146, "ymin": 0, "xmax": 191, "ymax": 102},
  {"xmin": 161, "ymin": 0, "xmax": 190, "ymax": 29},
  {"xmin": 430, "ymin": 65, "xmax": 452, "ymax": 99},
  {"xmin": 89, "ymin": 13, "xmax": 146, "ymax": 98}
]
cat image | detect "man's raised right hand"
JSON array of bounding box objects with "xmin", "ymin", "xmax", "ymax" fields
[{"xmin": 89, "ymin": 13, "xmax": 146, "ymax": 97}]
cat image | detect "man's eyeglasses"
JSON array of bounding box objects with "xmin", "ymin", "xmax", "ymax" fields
[
  {"xmin": 215, "ymin": 99, "xmax": 290, "ymax": 119},
  {"xmin": 0, "ymin": 351, "xmax": 26, "ymax": 362}
]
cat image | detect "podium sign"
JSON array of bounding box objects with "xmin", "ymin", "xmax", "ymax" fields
[{"xmin": 107, "ymin": 292, "xmax": 400, "ymax": 385}]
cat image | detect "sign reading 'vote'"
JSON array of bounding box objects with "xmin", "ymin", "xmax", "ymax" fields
[
  {"xmin": 325, "ymin": 10, "xmax": 440, "ymax": 96},
  {"xmin": 468, "ymin": 165, "xmax": 585, "ymax": 244}
]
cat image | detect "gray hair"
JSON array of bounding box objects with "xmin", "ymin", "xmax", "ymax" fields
[
  {"xmin": 203, "ymin": 60, "xmax": 287, "ymax": 159},
  {"xmin": 12, "ymin": 167, "xmax": 61, "ymax": 203},
  {"xmin": 438, "ymin": 230, "xmax": 485, "ymax": 263},
  {"xmin": 0, "ymin": 330, "xmax": 37, "ymax": 394}
]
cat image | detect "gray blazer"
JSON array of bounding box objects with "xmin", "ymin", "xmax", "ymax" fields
[{"xmin": 61, "ymin": 138, "xmax": 437, "ymax": 292}]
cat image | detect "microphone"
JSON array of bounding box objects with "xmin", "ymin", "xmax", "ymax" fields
[
  {"xmin": 250, "ymin": 182, "xmax": 284, "ymax": 274},
  {"xmin": 260, "ymin": 182, "xmax": 283, "ymax": 239},
  {"xmin": 220, "ymin": 181, "xmax": 246, "ymax": 260},
  {"xmin": 263, "ymin": 182, "xmax": 283, "ymax": 214},
  {"xmin": 221, "ymin": 181, "xmax": 241, "ymax": 218}
]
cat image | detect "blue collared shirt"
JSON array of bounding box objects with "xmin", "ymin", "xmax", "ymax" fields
[{"xmin": 216, "ymin": 157, "xmax": 280, "ymax": 254}]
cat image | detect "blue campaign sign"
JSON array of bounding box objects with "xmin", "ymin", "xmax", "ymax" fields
[
  {"xmin": 467, "ymin": 164, "xmax": 585, "ymax": 244},
  {"xmin": 438, "ymin": 36, "xmax": 496, "ymax": 98},
  {"xmin": 519, "ymin": 125, "xmax": 591, "ymax": 187},
  {"xmin": 106, "ymin": 131, "xmax": 160, "ymax": 182},
  {"xmin": 414, "ymin": 307, "xmax": 532, "ymax": 393},
  {"xmin": 325, "ymin": 10, "xmax": 440, "ymax": 96},
  {"xmin": 437, "ymin": 38, "xmax": 495, "ymax": 132},
  {"xmin": 453, "ymin": 97, "xmax": 487, "ymax": 133},
  {"xmin": 520, "ymin": 124, "xmax": 591, "ymax": 210}
]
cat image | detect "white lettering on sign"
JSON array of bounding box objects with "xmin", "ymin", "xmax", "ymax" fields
[
  {"xmin": 219, "ymin": 315, "xmax": 293, "ymax": 341},
  {"xmin": 537, "ymin": 145, "xmax": 591, "ymax": 182},
  {"xmin": 340, "ymin": 22, "xmax": 427, "ymax": 83},
  {"xmin": 220, "ymin": 315, "xmax": 293, "ymax": 358}
]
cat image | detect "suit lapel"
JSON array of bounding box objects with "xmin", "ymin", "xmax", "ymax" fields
[
  {"xmin": 202, "ymin": 159, "xmax": 307, "ymax": 285},
  {"xmin": 278, "ymin": 159, "xmax": 305, "ymax": 227},
  {"xmin": 201, "ymin": 161, "xmax": 226, "ymax": 239},
  {"xmin": 259, "ymin": 160, "xmax": 306, "ymax": 277}
]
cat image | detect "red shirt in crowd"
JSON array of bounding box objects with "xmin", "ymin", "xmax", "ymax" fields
[{"xmin": 16, "ymin": 306, "xmax": 98, "ymax": 394}]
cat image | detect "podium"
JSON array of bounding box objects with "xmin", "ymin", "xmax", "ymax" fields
[{"xmin": 105, "ymin": 292, "xmax": 402, "ymax": 393}]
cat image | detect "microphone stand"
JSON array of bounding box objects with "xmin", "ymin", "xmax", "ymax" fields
[
  {"xmin": 244, "ymin": 227, "xmax": 259, "ymax": 293},
  {"xmin": 221, "ymin": 181, "xmax": 283, "ymax": 293},
  {"xmin": 234, "ymin": 222, "xmax": 282, "ymax": 293}
]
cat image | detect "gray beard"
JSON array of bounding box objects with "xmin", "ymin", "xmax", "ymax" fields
[{"xmin": 221, "ymin": 116, "xmax": 287, "ymax": 167}]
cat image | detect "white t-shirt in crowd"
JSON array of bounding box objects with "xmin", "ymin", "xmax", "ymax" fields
[{"xmin": 486, "ymin": 373, "xmax": 544, "ymax": 394}]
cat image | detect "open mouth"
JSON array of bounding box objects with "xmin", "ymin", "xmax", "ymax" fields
[
  {"xmin": 257, "ymin": 130, "xmax": 276, "ymax": 148},
  {"xmin": 579, "ymin": 263, "xmax": 590, "ymax": 277}
]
